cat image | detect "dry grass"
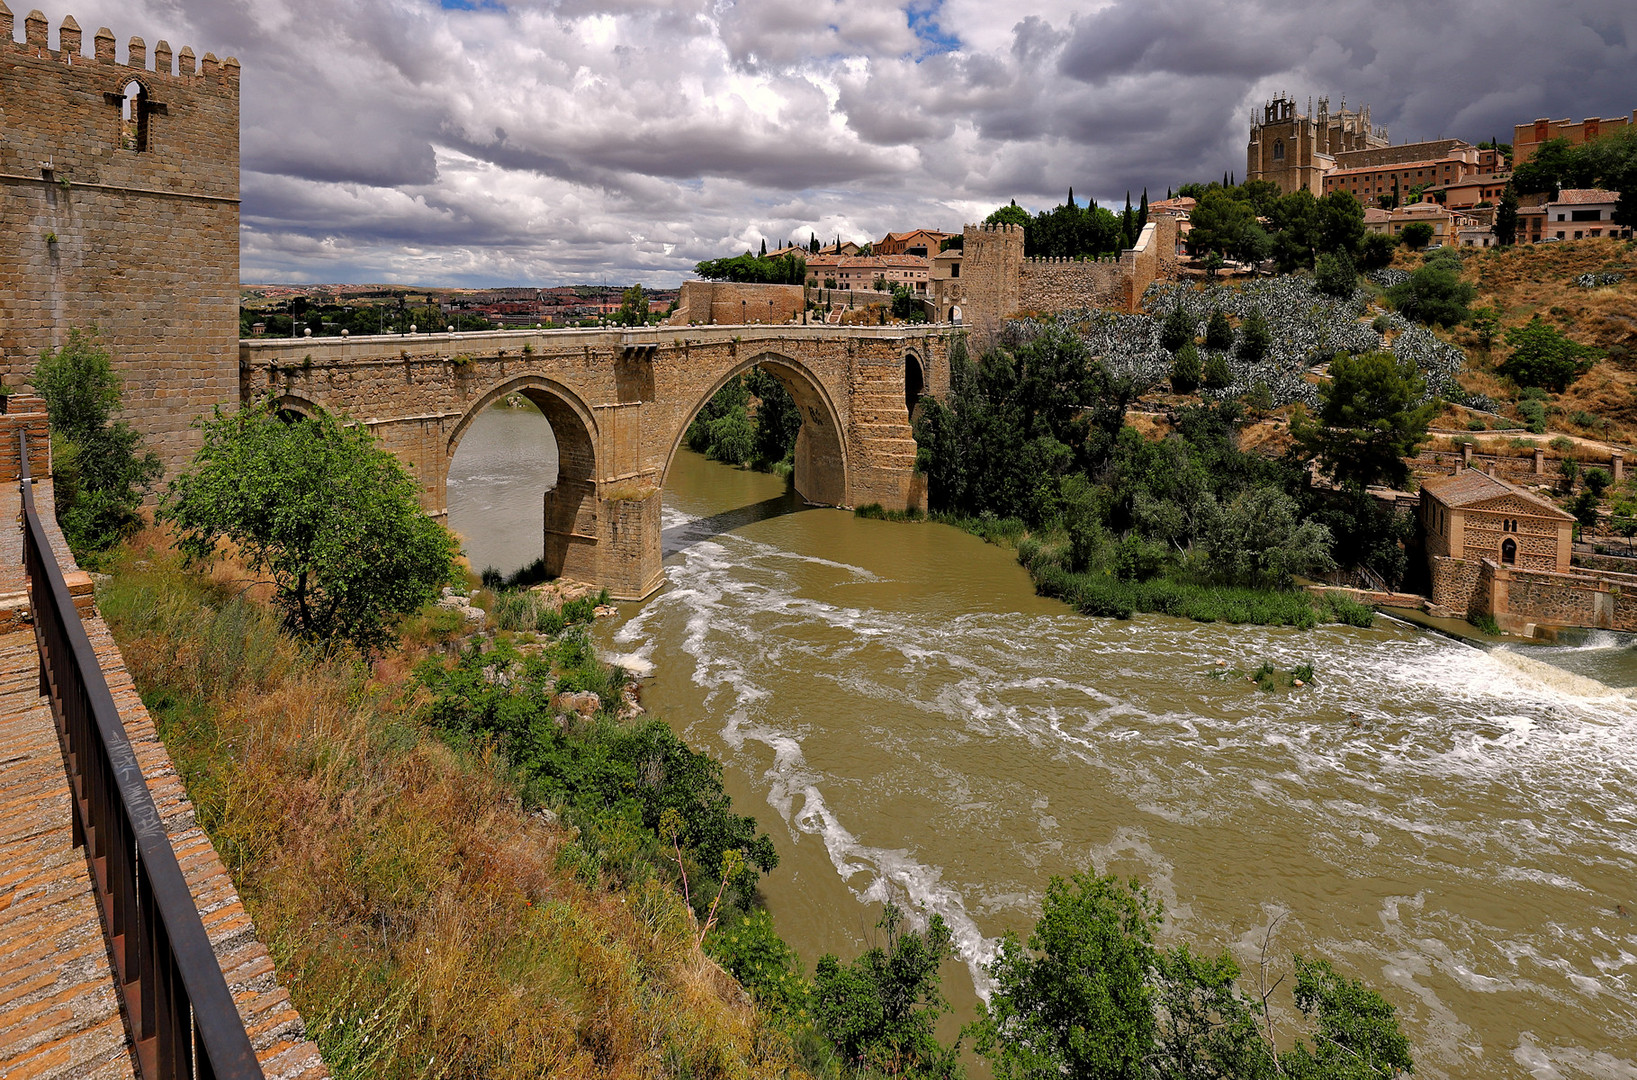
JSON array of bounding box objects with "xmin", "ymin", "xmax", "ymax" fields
[{"xmin": 99, "ymin": 535, "xmax": 799, "ymax": 1080}]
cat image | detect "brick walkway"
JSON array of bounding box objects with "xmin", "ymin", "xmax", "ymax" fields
[
  {"xmin": 0, "ymin": 629, "xmax": 136, "ymax": 1080},
  {"xmin": 0, "ymin": 474, "xmax": 327, "ymax": 1080}
]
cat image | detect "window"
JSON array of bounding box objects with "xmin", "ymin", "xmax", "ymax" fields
[
  {"xmin": 1273, "ymin": 140, "xmax": 1285, "ymax": 161},
  {"xmin": 119, "ymin": 79, "xmax": 148, "ymax": 151},
  {"xmin": 1501, "ymin": 538, "xmax": 1517, "ymax": 565},
  {"xmin": 1503, "ymin": 519, "xmax": 1519, "ymax": 533},
  {"xmin": 1575, "ymin": 231, "xmax": 1583, "ymax": 239},
  {"xmin": 1570, "ymin": 209, "xmax": 1601, "ymax": 221}
]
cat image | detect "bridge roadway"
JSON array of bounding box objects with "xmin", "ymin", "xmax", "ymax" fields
[
  {"xmin": 0, "ymin": 419, "xmax": 326, "ymax": 1079},
  {"xmin": 241, "ymin": 321, "xmax": 959, "ymax": 598}
]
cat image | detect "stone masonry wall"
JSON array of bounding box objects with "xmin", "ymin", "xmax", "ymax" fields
[
  {"xmin": 1019, "ymin": 258, "xmax": 1124, "ymax": 312},
  {"xmin": 0, "ymin": 7, "xmax": 240, "ymax": 477},
  {"xmin": 667, "ymin": 281, "xmax": 805, "ymax": 327},
  {"xmin": 1430, "ymin": 554, "xmax": 1483, "ymax": 612},
  {"xmin": 1493, "ymin": 563, "xmax": 1637, "ymax": 633}
]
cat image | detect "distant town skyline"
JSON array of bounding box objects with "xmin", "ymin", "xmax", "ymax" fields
[{"xmin": 44, "ymin": 0, "xmax": 1637, "ymax": 287}]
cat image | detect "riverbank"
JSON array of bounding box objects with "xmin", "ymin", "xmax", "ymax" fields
[
  {"xmin": 97, "ymin": 532, "xmax": 806, "ymax": 1079},
  {"xmin": 858, "ymin": 505, "xmax": 1376, "ymax": 628}
]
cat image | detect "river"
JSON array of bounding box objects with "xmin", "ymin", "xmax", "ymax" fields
[{"xmin": 449, "ymin": 402, "xmax": 1637, "ymax": 1080}]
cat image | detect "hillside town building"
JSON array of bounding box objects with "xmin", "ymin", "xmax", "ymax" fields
[
  {"xmin": 1539, "ymin": 189, "xmax": 1630, "ymax": 241},
  {"xmin": 1514, "ymin": 111, "xmax": 1637, "ymax": 166}
]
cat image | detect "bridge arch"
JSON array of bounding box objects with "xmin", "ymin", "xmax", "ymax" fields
[
  {"xmin": 661, "ymin": 351, "xmax": 849, "ymax": 508},
  {"xmin": 448, "ymin": 375, "xmax": 603, "ymax": 585}
]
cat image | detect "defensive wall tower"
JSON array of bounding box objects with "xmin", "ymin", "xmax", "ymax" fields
[
  {"xmin": 956, "ymin": 223, "xmax": 1024, "ymax": 336},
  {"xmin": 0, "ymin": 6, "xmax": 240, "ymax": 476}
]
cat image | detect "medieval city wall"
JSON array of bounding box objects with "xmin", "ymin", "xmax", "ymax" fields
[
  {"xmin": 1018, "ymin": 258, "xmax": 1124, "ymax": 312},
  {"xmin": 0, "ymin": 7, "xmax": 240, "ymax": 477},
  {"xmin": 667, "ymin": 281, "xmax": 805, "ymax": 326}
]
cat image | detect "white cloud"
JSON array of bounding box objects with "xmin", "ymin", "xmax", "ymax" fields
[{"xmin": 36, "ymin": 0, "xmax": 1637, "ymax": 285}]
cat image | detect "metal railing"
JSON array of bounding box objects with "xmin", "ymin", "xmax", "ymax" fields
[{"xmin": 19, "ymin": 431, "xmax": 264, "ymax": 1080}]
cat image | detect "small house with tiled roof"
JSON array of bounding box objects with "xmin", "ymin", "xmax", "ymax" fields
[{"xmin": 1422, "ymin": 469, "xmax": 1574, "ymax": 611}]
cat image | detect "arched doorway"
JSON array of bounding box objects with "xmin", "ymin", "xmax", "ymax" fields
[
  {"xmin": 904, "ymin": 351, "xmax": 925, "ymax": 420},
  {"xmin": 447, "ymin": 379, "xmax": 597, "ymax": 582},
  {"xmin": 1501, "ymin": 537, "xmax": 1517, "ymax": 565}
]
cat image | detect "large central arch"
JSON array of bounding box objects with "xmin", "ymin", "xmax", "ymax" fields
[
  {"xmin": 448, "ymin": 375, "xmax": 602, "ymax": 584},
  {"xmin": 661, "ymin": 351, "xmax": 850, "ymax": 508}
]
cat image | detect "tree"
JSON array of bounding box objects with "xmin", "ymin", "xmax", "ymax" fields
[
  {"xmin": 1495, "ymin": 181, "xmax": 1520, "ymax": 245},
  {"xmin": 1398, "ymin": 221, "xmax": 1434, "ymax": 250},
  {"xmin": 1314, "ymin": 251, "xmax": 1358, "ymax": 298},
  {"xmin": 1190, "ymin": 189, "xmax": 1256, "ymax": 257},
  {"xmin": 1205, "ymin": 486, "xmax": 1334, "ymax": 587},
  {"xmin": 758, "ymin": 238, "xmax": 767, "ymax": 257},
  {"xmin": 1278, "ymin": 958, "xmax": 1413, "ymax": 1080},
  {"xmin": 1356, "ymin": 232, "xmax": 1397, "ymax": 271},
  {"xmin": 1170, "ymin": 343, "xmax": 1202, "ymax": 394},
  {"xmin": 745, "ymin": 366, "xmax": 801, "ymax": 467},
  {"xmin": 1235, "ymin": 309, "xmax": 1271, "ymax": 364},
  {"xmin": 32, "ymin": 328, "xmax": 162, "ymax": 555},
  {"xmin": 1204, "ymin": 310, "xmax": 1234, "ymax": 351},
  {"xmin": 1386, "ymin": 263, "xmax": 1474, "ymax": 327},
  {"xmin": 1159, "ymin": 307, "xmax": 1193, "ymax": 353},
  {"xmin": 814, "ymin": 904, "xmax": 960, "ymax": 1077},
  {"xmin": 1137, "ymin": 187, "xmax": 1149, "ymax": 232},
  {"xmin": 1202, "ymin": 352, "xmax": 1233, "ymax": 392},
  {"xmin": 1497, "ymin": 316, "xmax": 1598, "ymax": 391},
  {"xmin": 1468, "ymin": 306, "xmax": 1501, "ymax": 352},
  {"xmin": 1295, "ymin": 351, "xmax": 1437, "ymax": 490},
  {"xmin": 695, "ymin": 252, "xmax": 806, "ymax": 284},
  {"xmin": 968, "ymin": 874, "xmax": 1160, "ymax": 1080},
  {"xmin": 613, "ymin": 284, "xmax": 649, "ymax": 326},
  {"xmin": 810, "ymin": 233, "xmax": 821, "ymax": 253},
  {"xmin": 1318, "ymin": 190, "xmax": 1366, "ymax": 256},
  {"xmin": 161, "ymin": 401, "xmax": 458, "ymax": 653},
  {"xmin": 986, "ymin": 201, "xmax": 1031, "ymax": 228}
]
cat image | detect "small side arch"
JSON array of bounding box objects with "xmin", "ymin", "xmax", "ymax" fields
[
  {"xmin": 662, "ymin": 352, "xmax": 849, "ymax": 507},
  {"xmin": 903, "ymin": 348, "xmax": 926, "ymax": 420},
  {"xmin": 268, "ymin": 393, "xmax": 324, "ymax": 424}
]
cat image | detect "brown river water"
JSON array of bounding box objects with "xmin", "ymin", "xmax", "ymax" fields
[{"xmin": 449, "ymin": 403, "xmax": 1637, "ymax": 1079}]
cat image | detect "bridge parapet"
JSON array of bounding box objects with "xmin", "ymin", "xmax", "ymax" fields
[{"xmin": 239, "ymin": 324, "xmax": 958, "ymax": 598}]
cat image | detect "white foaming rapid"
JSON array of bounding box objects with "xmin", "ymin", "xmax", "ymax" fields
[{"xmin": 615, "ymin": 500, "xmax": 1637, "ymax": 1076}]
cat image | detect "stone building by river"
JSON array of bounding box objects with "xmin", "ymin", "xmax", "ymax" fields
[{"xmin": 1422, "ymin": 469, "xmax": 1637, "ymax": 633}]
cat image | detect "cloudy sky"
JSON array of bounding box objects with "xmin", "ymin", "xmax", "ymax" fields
[{"xmin": 43, "ymin": 0, "xmax": 1637, "ymax": 286}]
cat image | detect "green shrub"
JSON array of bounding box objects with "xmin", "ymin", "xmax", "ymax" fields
[
  {"xmin": 1470, "ymin": 613, "xmax": 1501, "ymax": 635},
  {"xmin": 1170, "ymin": 342, "xmax": 1202, "ymax": 394},
  {"xmin": 1517, "ymin": 399, "xmax": 1547, "ymax": 434}
]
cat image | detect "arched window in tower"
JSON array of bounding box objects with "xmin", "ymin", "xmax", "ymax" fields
[
  {"xmin": 120, "ymin": 80, "xmax": 148, "ymax": 151},
  {"xmin": 1273, "ymin": 139, "xmax": 1285, "ymax": 161},
  {"xmin": 1501, "ymin": 537, "xmax": 1517, "ymax": 565}
]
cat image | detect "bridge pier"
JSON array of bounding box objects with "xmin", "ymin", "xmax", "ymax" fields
[{"xmin": 242, "ymin": 324, "xmax": 955, "ymax": 601}]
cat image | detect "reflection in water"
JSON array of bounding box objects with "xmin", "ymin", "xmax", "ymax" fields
[{"xmin": 446, "ymin": 401, "xmax": 559, "ymax": 577}]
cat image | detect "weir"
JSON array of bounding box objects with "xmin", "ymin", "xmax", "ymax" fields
[{"xmin": 240, "ymin": 323, "xmax": 957, "ymax": 599}]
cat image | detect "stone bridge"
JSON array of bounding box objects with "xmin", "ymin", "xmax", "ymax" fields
[{"xmin": 239, "ymin": 324, "xmax": 957, "ymax": 598}]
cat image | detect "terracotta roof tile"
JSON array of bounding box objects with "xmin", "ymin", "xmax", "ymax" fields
[{"xmin": 1421, "ymin": 469, "xmax": 1575, "ymax": 519}]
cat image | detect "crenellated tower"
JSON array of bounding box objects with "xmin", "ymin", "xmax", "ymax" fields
[{"xmin": 0, "ymin": 5, "xmax": 241, "ymax": 476}]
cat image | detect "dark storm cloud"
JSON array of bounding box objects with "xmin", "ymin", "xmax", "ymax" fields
[{"xmin": 33, "ymin": 0, "xmax": 1637, "ymax": 285}]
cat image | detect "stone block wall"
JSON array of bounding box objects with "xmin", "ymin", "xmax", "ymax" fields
[
  {"xmin": 957, "ymin": 223, "xmax": 1024, "ymax": 337},
  {"xmin": 1430, "ymin": 554, "xmax": 1483, "ymax": 612},
  {"xmin": 0, "ymin": 394, "xmax": 52, "ymax": 480},
  {"xmin": 0, "ymin": 8, "xmax": 240, "ymax": 477},
  {"xmin": 1019, "ymin": 258, "xmax": 1124, "ymax": 312},
  {"xmin": 667, "ymin": 281, "xmax": 805, "ymax": 326}
]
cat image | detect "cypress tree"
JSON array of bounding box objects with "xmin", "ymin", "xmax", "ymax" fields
[
  {"xmin": 1068, "ymin": 185, "xmax": 1074, "ymax": 207},
  {"xmin": 759, "ymin": 238, "xmax": 767, "ymax": 257},
  {"xmin": 1496, "ymin": 181, "xmax": 1520, "ymax": 245},
  {"xmin": 1138, "ymin": 187, "xmax": 1149, "ymax": 231},
  {"xmin": 1235, "ymin": 309, "xmax": 1271, "ymax": 363}
]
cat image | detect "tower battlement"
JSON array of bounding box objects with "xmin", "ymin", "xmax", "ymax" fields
[{"xmin": 1, "ymin": 4, "xmax": 240, "ymax": 476}]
